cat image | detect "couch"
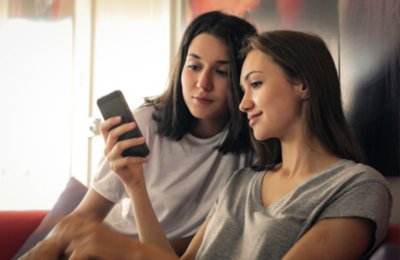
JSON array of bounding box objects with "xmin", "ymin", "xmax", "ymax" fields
[
  {"xmin": 1, "ymin": 177, "xmax": 399, "ymax": 260},
  {"xmin": 0, "ymin": 177, "xmax": 88, "ymax": 260}
]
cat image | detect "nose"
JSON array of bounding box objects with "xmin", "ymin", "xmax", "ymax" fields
[
  {"xmin": 239, "ymin": 92, "xmax": 253, "ymax": 113},
  {"xmin": 196, "ymin": 69, "xmax": 212, "ymax": 91}
]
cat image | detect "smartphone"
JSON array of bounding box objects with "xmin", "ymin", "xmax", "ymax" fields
[{"xmin": 96, "ymin": 90, "xmax": 149, "ymax": 157}]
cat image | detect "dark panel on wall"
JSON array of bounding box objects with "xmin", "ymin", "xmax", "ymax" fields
[
  {"xmin": 245, "ymin": 0, "xmax": 340, "ymax": 66},
  {"xmin": 186, "ymin": 0, "xmax": 399, "ymax": 176},
  {"xmin": 187, "ymin": 0, "xmax": 339, "ymax": 65},
  {"xmin": 340, "ymin": 0, "xmax": 400, "ymax": 177}
]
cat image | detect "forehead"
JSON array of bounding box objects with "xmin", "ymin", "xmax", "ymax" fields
[
  {"xmin": 187, "ymin": 33, "xmax": 230, "ymax": 61},
  {"xmin": 241, "ymin": 50, "xmax": 273, "ymax": 80}
]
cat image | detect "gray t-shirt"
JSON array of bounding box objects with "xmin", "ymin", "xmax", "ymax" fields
[{"xmin": 196, "ymin": 159, "xmax": 392, "ymax": 259}]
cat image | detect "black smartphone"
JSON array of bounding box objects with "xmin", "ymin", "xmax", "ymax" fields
[{"xmin": 96, "ymin": 90, "xmax": 149, "ymax": 157}]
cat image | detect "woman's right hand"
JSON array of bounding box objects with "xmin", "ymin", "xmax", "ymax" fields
[{"xmin": 99, "ymin": 116, "xmax": 148, "ymax": 187}]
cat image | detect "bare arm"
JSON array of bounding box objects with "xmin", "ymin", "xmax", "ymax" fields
[
  {"xmin": 58, "ymin": 217, "xmax": 179, "ymax": 260},
  {"xmin": 62, "ymin": 216, "xmax": 208, "ymax": 260},
  {"xmin": 170, "ymin": 236, "xmax": 195, "ymax": 256},
  {"xmin": 20, "ymin": 188, "xmax": 114, "ymax": 259},
  {"xmin": 71, "ymin": 187, "xmax": 115, "ymax": 220},
  {"xmin": 180, "ymin": 219, "xmax": 209, "ymax": 260},
  {"xmin": 103, "ymin": 117, "xmax": 208, "ymax": 257},
  {"xmin": 122, "ymin": 170, "xmax": 177, "ymax": 255},
  {"xmin": 283, "ymin": 217, "xmax": 374, "ymax": 260}
]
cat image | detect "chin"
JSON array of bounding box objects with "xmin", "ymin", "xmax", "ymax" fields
[
  {"xmin": 252, "ymin": 133, "xmax": 265, "ymax": 141},
  {"xmin": 252, "ymin": 130, "xmax": 271, "ymax": 141}
]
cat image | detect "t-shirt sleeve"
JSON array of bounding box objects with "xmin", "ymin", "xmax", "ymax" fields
[
  {"xmin": 91, "ymin": 105, "xmax": 153, "ymax": 204},
  {"xmin": 91, "ymin": 156, "xmax": 126, "ymax": 203},
  {"xmin": 318, "ymin": 180, "xmax": 392, "ymax": 255}
]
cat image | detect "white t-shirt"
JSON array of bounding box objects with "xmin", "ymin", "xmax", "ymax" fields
[{"xmin": 92, "ymin": 105, "xmax": 253, "ymax": 239}]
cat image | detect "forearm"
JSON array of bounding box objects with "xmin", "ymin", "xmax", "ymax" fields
[{"xmin": 124, "ymin": 179, "xmax": 176, "ymax": 256}]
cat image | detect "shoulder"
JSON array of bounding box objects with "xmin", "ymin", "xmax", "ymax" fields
[
  {"xmin": 334, "ymin": 160, "xmax": 390, "ymax": 190},
  {"xmin": 319, "ymin": 161, "xmax": 393, "ymax": 256},
  {"xmin": 319, "ymin": 160, "xmax": 389, "ymax": 189},
  {"xmin": 318, "ymin": 160, "xmax": 392, "ymax": 208},
  {"xmin": 223, "ymin": 167, "xmax": 263, "ymax": 194},
  {"xmin": 131, "ymin": 104, "xmax": 157, "ymax": 134},
  {"xmin": 132, "ymin": 104, "xmax": 155, "ymax": 124}
]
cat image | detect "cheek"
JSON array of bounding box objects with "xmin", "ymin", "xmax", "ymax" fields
[
  {"xmin": 181, "ymin": 70, "xmax": 190, "ymax": 89},
  {"xmin": 215, "ymin": 77, "xmax": 229, "ymax": 96},
  {"xmin": 181, "ymin": 70, "xmax": 193, "ymax": 95}
]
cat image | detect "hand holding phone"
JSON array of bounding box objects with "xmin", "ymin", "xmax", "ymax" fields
[{"xmin": 96, "ymin": 90, "xmax": 150, "ymax": 157}]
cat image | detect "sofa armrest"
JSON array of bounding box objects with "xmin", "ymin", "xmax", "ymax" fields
[
  {"xmin": 385, "ymin": 223, "xmax": 400, "ymax": 245},
  {"xmin": 370, "ymin": 224, "xmax": 400, "ymax": 260},
  {"xmin": 0, "ymin": 210, "xmax": 48, "ymax": 260}
]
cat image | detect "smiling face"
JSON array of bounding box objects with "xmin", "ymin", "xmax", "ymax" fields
[
  {"xmin": 181, "ymin": 33, "xmax": 231, "ymax": 134},
  {"xmin": 239, "ymin": 49, "xmax": 306, "ymax": 141}
]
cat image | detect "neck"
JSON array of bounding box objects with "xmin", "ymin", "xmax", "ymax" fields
[
  {"xmin": 191, "ymin": 117, "xmax": 228, "ymax": 138},
  {"xmin": 277, "ymin": 135, "xmax": 340, "ymax": 178}
]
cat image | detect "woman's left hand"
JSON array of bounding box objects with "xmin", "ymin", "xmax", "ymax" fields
[
  {"xmin": 59, "ymin": 217, "xmax": 138, "ymax": 260},
  {"xmin": 59, "ymin": 216, "xmax": 177, "ymax": 260}
]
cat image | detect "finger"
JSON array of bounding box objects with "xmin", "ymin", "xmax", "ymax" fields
[
  {"xmin": 57, "ymin": 216, "xmax": 91, "ymax": 249},
  {"xmin": 100, "ymin": 116, "xmax": 121, "ymax": 142},
  {"xmin": 104, "ymin": 122, "xmax": 138, "ymax": 156},
  {"xmin": 107, "ymin": 136, "xmax": 147, "ymax": 160},
  {"xmin": 109, "ymin": 155, "xmax": 148, "ymax": 173},
  {"xmin": 68, "ymin": 248, "xmax": 88, "ymax": 260}
]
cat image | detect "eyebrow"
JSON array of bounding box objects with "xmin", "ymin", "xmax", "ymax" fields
[
  {"xmin": 187, "ymin": 53, "xmax": 230, "ymax": 65},
  {"xmin": 243, "ymin": 71, "xmax": 262, "ymax": 81}
]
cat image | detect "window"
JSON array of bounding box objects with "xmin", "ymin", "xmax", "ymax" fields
[
  {"xmin": 0, "ymin": 0, "xmax": 173, "ymax": 210},
  {"xmin": 0, "ymin": 18, "xmax": 74, "ymax": 209}
]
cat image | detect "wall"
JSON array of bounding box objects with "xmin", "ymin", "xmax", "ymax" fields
[{"xmin": 186, "ymin": 0, "xmax": 400, "ymax": 222}]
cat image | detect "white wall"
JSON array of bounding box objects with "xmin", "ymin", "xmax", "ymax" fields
[{"xmin": 88, "ymin": 0, "xmax": 173, "ymax": 181}]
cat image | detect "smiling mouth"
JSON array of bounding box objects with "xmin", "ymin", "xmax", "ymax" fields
[{"xmin": 248, "ymin": 112, "xmax": 262, "ymax": 126}]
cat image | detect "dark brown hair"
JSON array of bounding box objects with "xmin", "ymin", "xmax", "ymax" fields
[
  {"xmin": 145, "ymin": 11, "xmax": 256, "ymax": 154},
  {"xmin": 241, "ymin": 30, "xmax": 363, "ymax": 169}
]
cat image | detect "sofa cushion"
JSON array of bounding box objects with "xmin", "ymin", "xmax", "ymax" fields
[{"xmin": 12, "ymin": 177, "xmax": 88, "ymax": 259}]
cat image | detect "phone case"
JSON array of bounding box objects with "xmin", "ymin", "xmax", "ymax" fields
[{"xmin": 96, "ymin": 90, "xmax": 149, "ymax": 157}]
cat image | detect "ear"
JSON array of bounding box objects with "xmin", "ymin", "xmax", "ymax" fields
[{"xmin": 294, "ymin": 82, "xmax": 309, "ymax": 100}]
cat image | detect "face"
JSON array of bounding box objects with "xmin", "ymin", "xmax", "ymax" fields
[
  {"xmin": 239, "ymin": 49, "xmax": 305, "ymax": 141},
  {"xmin": 181, "ymin": 33, "xmax": 230, "ymax": 128}
]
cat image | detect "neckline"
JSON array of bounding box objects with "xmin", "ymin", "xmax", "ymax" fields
[{"xmin": 185, "ymin": 125, "xmax": 228, "ymax": 145}]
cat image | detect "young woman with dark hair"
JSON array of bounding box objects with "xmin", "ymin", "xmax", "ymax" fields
[
  {"xmin": 21, "ymin": 11, "xmax": 257, "ymax": 259},
  {"xmin": 32, "ymin": 30, "xmax": 391, "ymax": 260}
]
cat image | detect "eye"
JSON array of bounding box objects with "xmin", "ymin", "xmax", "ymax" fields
[
  {"xmin": 250, "ymin": 80, "xmax": 262, "ymax": 89},
  {"xmin": 216, "ymin": 69, "xmax": 228, "ymax": 77},
  {"xmin": 187, "ymin": 64, "xmax": 201, "ymax": 71}
]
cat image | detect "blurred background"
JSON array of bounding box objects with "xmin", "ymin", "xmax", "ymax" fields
[{"xmin": 0, "ymin": 0, "xmax": 398, "ymax": 222}]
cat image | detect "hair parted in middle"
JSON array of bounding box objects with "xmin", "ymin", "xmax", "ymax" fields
[{"xmin": 145, "ymin": 11, "xmax": 257, "ymax": 154}]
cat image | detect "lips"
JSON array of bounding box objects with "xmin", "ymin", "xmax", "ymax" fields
[
  {"xmin": 193, "ymin": 96, "xmax": 212, "ymax": 104},
  {"xmin": 247, "ymin": 112, "xmax": 262, "ymax": 127}
]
